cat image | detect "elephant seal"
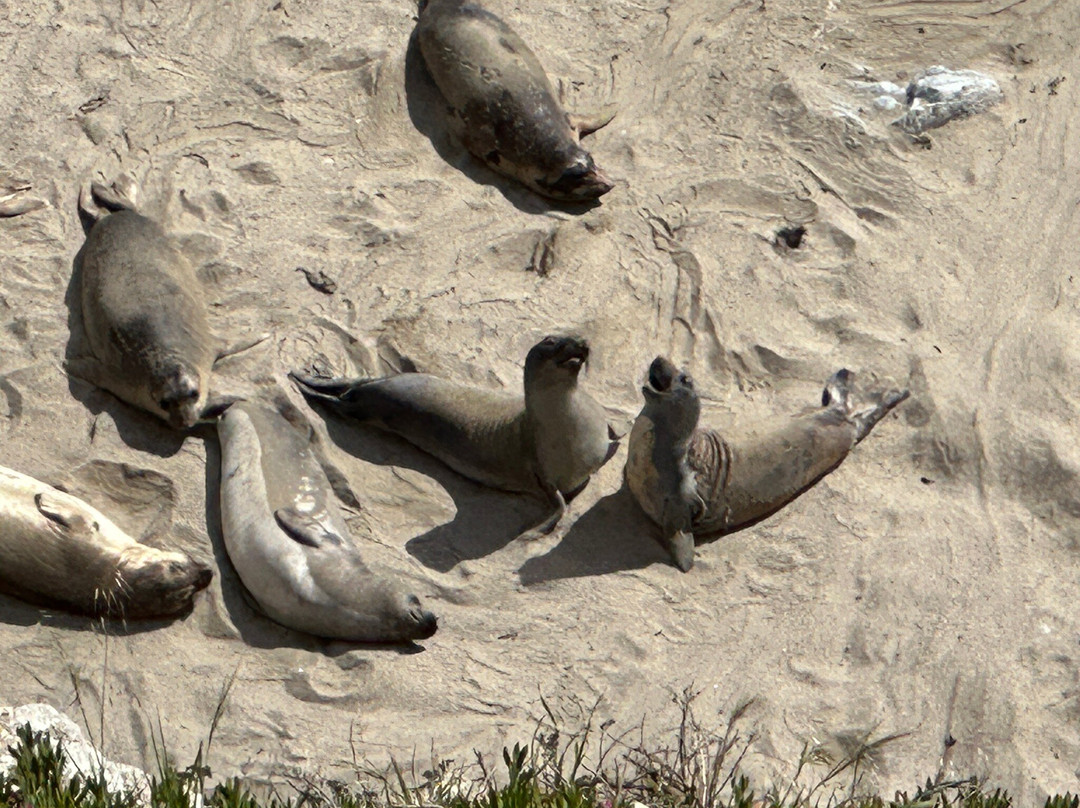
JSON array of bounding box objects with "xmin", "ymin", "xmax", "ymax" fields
[
  {"xmin": 625, "ymin": 357, "xmax": 909, "ymax": 571},
  {"xmin": 217, "ymin": 398, "xmax": 439, "ymax": 642},
  {"xmin": 0, "ymin": 465, "xmax": 212, "ymax": 617},
  {"xmin": 291, "ymin": 335, "xmax": 619, "ymax": 538},
  {"xmin": 67, "ymin": 179, "xmax": 218, "ymax": 429},
  {"xmin": 416, "ymin": 0, "xmax": 615, "ymax": 202}
]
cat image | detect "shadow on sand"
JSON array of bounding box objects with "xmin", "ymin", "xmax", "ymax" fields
[
  {"xmin": 0, "ymin": 592, "xmax": 196, "ymax": 636},
  {"xmin": 310, "ymin": 409, "xmax": 543, "ymax": 573},
  {"xmin": 516, "ymin": 482, "xmax": 670, "ymax": 585},
  {"xmin": 403, "ymin": 26, "xmax": 602, "ymax": 217}
]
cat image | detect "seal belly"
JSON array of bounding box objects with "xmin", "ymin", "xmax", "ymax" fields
[{"xmin": 691, "ymin": 415, "xmax": 857, "ymax": 536}]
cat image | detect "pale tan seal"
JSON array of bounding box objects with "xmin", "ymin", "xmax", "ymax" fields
[
  {"xmin": 291, "ymin": 335, "xmax": 619, "ymax": 538},
  {"xmin": 217, "ymin": 398, "xmax": 438, "ymax": 642},
  {"xmin": 0, "ymin": 465, "xmax": 212, "ymax": 618},
  {"xmin": 625, "ymin": 357, "xmax": 909, "ymax": 571},
  {"xmin": 67, "ymin": 178, "xmax": 220, "ymax": 429},
  {"xmin": 416, "ymin": 0, "xmax": 615, "ymax": 201}
]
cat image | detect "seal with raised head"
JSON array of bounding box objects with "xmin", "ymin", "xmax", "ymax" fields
[
  {"xmin": 625, "ymin": 357, "xmax": 909, "ymax": 571},
  {"xmin": 67, "ymin": 177, "xmax": 218, "ymax": 429},
  {"xmin": 0, "ymin": 465, "xmax": 212, "ymax": 618},
  {"xmin": 416, "ymin": 0, "xmax": 615, "ymax": 202},
  {"xmin": 291, "ymin": 335, "xmax": 620, "ymax": 538},
  {"xmin": 217, "ymin": 398, "xmax": 439, "ymax": 642}
]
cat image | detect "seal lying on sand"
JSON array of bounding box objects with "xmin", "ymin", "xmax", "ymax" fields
[
  {"xmin": 416, "ymin": 0, "xmax": 615, "ymax": 201},
  {"xmin": 0, "ymin": 465, "xmax": 212, "ymax": 617},
  {"xmin": 291, "ymin": 335, "xmax": 619, "ymax": 539},
  {"xmin": 67, "ymin": 178, "xmax": 219, "ymax": 429},
  {"xmin": 217, "ymin": 399, "xmax": 438, "ymax": 642},
  {"xmin": 625, "ymin": 357, "xmax": 909, "ymax": 571}
]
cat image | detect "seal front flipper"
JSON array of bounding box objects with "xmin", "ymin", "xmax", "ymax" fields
[
  {"xmin": 661, "ymin": 496, "xmax": 697, "ymax": 572},
  {"xmin": 569, "ymin": 105, "xmax": 617, "ymax": 138},
  {"xmin": 516, "ymin": 484, "xmax": 567, "ymax": 541},
  {"xmin": 35, "ymin": 492, "xmax": 85, "ymax": 531},
  {"xmin": 274, "ymin": 507, "xmax": 343, "ymax": 548}
]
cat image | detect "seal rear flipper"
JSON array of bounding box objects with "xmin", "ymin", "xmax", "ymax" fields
[
  {"xmin": 274, "ymin": 507, "xmax": 342, "ymax": 548},
  {"xmin": 90, "ymin": 174, "xmax": 139, "ymax": 212},
  {"xmin": 822, "ymin": 368, "xmax": 854, "ymax": 410},
  {"xmin": 0, "ymin": 195, "xmax": 45, "ymax": 217},
  {"xmin": 569, "ymin": 105, "xmax": 617, "ymax": 138},
  {"xmin": 852, "ymin": 388, "xmax": 910, "ymax": 443},
  {"xmin": 289, "ymin": 370, "xmax": 357, "ymax": 401}
]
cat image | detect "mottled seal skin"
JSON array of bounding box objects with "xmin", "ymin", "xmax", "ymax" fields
[
  {"xmin": 291, "ymin": 335, "xmax": 619, "ymax": 538},
  {"xmin": 0, "ymin": 465, "xmax": 212, "ymax": 618},
  {"xmin": 625, "ymin": 357, "xmax": 909, "ymax": 571},
  {"xmin": 68, "ymin": 181, "xmax": 216, "ymax": 429},
  {"xmin": 417, "ymin": 0, "xmax": 615, "ymax": 202},
  {"xmin": 217, "ymin": 399, "xmax": 438, "ymax": 643}
]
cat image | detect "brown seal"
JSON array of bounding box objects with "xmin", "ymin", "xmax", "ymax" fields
[
  {"xmin": 625, "ymin": 357, "xmax": 909, "ymax": 571},
  {"xmin": 67, "ymin": 177, "xmax": 226, "ymax": 429},
  {"xmin": 417, "ymin": 0, "xmax": 615, "ymax": 201},
  {"xmin": 291, "ymin": 335, "xmax": 619, "ymax": 538}
]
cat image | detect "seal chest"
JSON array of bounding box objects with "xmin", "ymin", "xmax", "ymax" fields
[
  {"xmin": 0, "ymin": 465, "xmax": 212, "ymax": 618},
  {"xmin": 417, "ymin": 0, "xmax": 615, "ymax": 201},
  {"xmin": 217, "ymin": 400, "xmax": 438, "ymax": 643},
  {"xmin": 71, "ymin": 181, "xmax": 216, "ymax": 429},
  {"xmin": 626, "ymin": 357, "xmax": 909, "ymax": 571}
]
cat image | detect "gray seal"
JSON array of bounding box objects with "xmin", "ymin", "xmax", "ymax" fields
[
  {"xmin": 417, "ymin": 0, "xmax": 615, "ymax": 202},
  {"xmin": 217, "ymin": 398, "xmax": 438, "ymax": 642},
  {"xmin": 67, "ymin": 179, "xmax": 218, "ymax": 429},
  {"xmin": 0, "ymin": 465, "xmax": 212, "ymax": 618},
  {"xmin": 625, "ymin": 357, "xmax": 909, "ymax": 571},
  {"xmin": 291, "ymin": 335, "xmax": 619, "ymax": 539}
]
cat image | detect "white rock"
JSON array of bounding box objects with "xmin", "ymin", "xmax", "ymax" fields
[{"xmin": 0, "ymin": 703, "xmax": 150, "ymax": 803}]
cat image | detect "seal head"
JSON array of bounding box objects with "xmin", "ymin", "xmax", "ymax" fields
[{"xmin": 116, "ymin": 550, "xmax": 214, "ymax": 618}]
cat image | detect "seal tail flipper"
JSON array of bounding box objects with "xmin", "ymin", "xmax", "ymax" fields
[
  {"xmin": 90, "ymin": 174, "xmax": 139, "ymax": 212},
  {"xmin": 852, "ymin": 388, "xmax": 910, "ymax": 443},
  {"xmin": 0, "ymin": 195, "xmax": 46, "ymax": 217},
  {"xmin": 289, "ymin": 370, "xmax": 358, "ymax": 402},
  {"xmin": 569, "ymin": 105, "xmax": 618, "ymax": 138},
  {"xmin": 822, "ymin": 368, "xmax": 854, "ymax": 410}
]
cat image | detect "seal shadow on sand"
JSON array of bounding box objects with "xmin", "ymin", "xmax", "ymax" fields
[
  {"xmin": 403, "ymin": 28, "xmax": 603, "ymax": 217},
  {"xmin": 63, "ymin": 243, "xmax": 189, "ymax": 459},
  {"xmin": 516, "ymin": 482, "xmax": 670, "ymax": 585},
  {"xmin": 309, "ymin": 409, "xmax": 537, "ymax": 574},
  {"xmin": 200, "ymin": 434, "xmax": 427, "ymax": 655},
  {"xmin": 0, "ymin": 592, "xmax": 194, "ymax": 635}
]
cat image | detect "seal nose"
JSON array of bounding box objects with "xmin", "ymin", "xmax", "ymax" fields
[
  {"xmin": 414, "ymin": 610, "xmax": 439, "ymax": 639},
  {"xmin": 193, "ymin": 564, "xmax": 214, "ymax": 591},
  {"xmin": 648, "ymin": 356, "xmax": 678, "ymax": 391}
]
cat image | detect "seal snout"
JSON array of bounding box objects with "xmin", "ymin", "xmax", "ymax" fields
[
  {"xmin": 192, "ymin": 562, "xmax": 214, "ymax": 591},
  {"xmin": 406, "ymin": 594, "xmax": 439, "ymax": 639},
  {"xmin": 647, "ymin": 356, "xmax": 681, "ymax": 392},
  {"xmin": 556, "ymin": 336, "xmax": 590, "ymax": 370}
]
